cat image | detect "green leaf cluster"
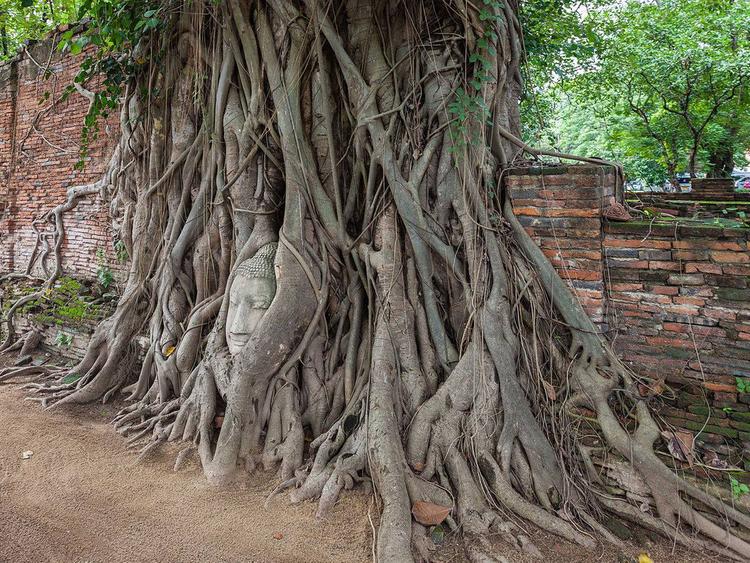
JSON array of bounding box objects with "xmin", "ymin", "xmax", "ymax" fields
[
  {"xmin": 0, "ymin": 0, "xmax": 82, "ymax": 60},
  {"xmin": 524, "ymin": 0, "xmax": 750, "ymax": 186},
  {"xmin": 730, "ymin": 475, "xmax": 750, "ymax": 499}
]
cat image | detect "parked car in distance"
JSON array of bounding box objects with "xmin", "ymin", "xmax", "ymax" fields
[
  {"xmin": 676, "ymin": 174, "xmax": 692, "ymax": 191},
  {"xmin": 732, "ymin": 169, "xmax": 750, "ymax": 189}
]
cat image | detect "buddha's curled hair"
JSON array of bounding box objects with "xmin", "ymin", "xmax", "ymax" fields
[{"xmin": 234, "ymin": 242, "xmax": 278, "ymax": 281}]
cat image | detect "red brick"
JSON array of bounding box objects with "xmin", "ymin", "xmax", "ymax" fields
[
  {"xmin": 605, "ymin": 238, "xmax": 672, "ymax": 249},
  {"xmin": 673, "ymin": 296, "xmax": 706, "ymax": 306},
  {"xmin": 685, "ymin": 263, "xmax": 723, "ymax": 274},
  {"xmin": 707, "ymin": 241, "xmax": 745, "ymax": 251},
  {"xmin": 649, "ymin": 261, "xmax": 681, "ymax": 271},
  {"xmin": 561, "ymin": 270, "xmax": 602, "ymax": 281},
  {"xmin": 610, "ymin": 283, "xmax": 643, "ymax": 291},
  {"xmin": 609, "ymin": 259, "xmax": 649, "ymax": 269},
  {"xmin": 712, "ymin": 251, "xmax": 749, "ymax": 264},
  {"xmin": 649, "ymin": 286, "xmax": 679, "ymax": 295},
  {"xmin": 704, "ymin": 382, "xmax": 738, "ymax": 393}
]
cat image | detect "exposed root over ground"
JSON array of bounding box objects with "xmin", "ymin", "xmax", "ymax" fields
[{"xmin": 3, "ymin": 1, "xmax": 749, "ymax": 561}]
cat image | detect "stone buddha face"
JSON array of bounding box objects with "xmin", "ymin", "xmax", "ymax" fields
[{"xmin": 226, "ymin": 242, "xmax": 278, "ymax": 356}]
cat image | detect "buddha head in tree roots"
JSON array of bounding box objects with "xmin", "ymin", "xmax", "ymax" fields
[{"xmin": 226, "ymin": 242, "xmax": 278, "ymax": 356}]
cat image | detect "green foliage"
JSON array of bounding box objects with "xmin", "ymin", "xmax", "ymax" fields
[
  {"xmin": 54, "ymin": 0, "xmax": 165, "ymax": 165},
  {"xmin": 95, "ymin": 248, "xmax": 114, "ymax": 289},
  {"xmin": 430, "ymin": 524, "xmax": 445, "ymax": 545},
  {"xmin": 447, "ymin": 1, "xmax": 501, "ymax": 154},
  {"xmin": 730, "ymin": 475, "xmax": 750, "ymax": 499},
  {"xmin": 548, "ymin": 95, "xmax": 673, "ymax": 188},
  {"xmin": 1, "ymin": 0, "xmax": 166, "ymax": 162},
  {"xmin": 0, "ymin": 0, "xmax": 82, "ymax": 61},
  {"xmin": 55, "ymin": 330, "xmax": 73, "ymax": 347},
  {"xmin": 523, "ymin": 0, "xmax": 750, "ymax": 186},
  {"xmin": 114, "ymin": 239, "xmax": 128, "ymax": 263},
  {"xmin": 567, "ymin": 0, "xmax": 750, "ymax": 180},
  {"xmin": 2, "ymin": 275, "xmax": 112, "ymax": 329},
  {"xmin": 737, "ymin": 377, "xmax": 750, "ymax": 394},
  {"xmin": 519, "ymin": 0, "xmax": 606, "ymax": 145}
]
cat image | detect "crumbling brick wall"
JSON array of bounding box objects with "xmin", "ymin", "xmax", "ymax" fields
[
  {"xmin": 507, "ymin": 165, "xmax": 616, "ymax": 328},
  {"xmin": 0, "ymin": 33, "xmax": 122, "ymax": 279},
  {"xmin": 509, "ymin": 166, "xmax": 750, "ymax": 464},
  {"xmin": 605, "ymin": 222, "xmax": 750, "ymax": 456}
]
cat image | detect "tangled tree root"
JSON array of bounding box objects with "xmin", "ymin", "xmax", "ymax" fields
[{"xmin": 6, "ymin": 0, "xmax": 750, "ymax": 561}]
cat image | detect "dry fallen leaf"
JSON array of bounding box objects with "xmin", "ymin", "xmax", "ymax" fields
[
  {"xmin": 702, "ymin": 450, "xmax": 729, "ymax": 470},
  {"xmin": 660, "ymin": 430, "xmax": 694, "ymax": 467},
  {"xmin": 542, "ymin": 380, "xmax": 557, "ymax": 401},
  {"xmin": 412, "ymin": 500, "xmax": 451, "ymax": 526},
  {"xmin": 164, "ymin": 345, "xmax": 176, "ymax": 357},
  {"xmin": 272, "ymin": 532, "xmax": 283, "ymax": 540},
  {"xmin": 638, "ymin": 379, "xmax": 665, "ymax": 398},
  {"xmin": 21, "ymin": 450, "xmax": 33, "ymax": 460}
]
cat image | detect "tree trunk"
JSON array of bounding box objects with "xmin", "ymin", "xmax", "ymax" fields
[
  {"xmin": 6, "ymin": 1, "xmax": 750, "ymax": 561},
  {"xmin": 708, "ymin": 130, "xmax": 737, "ymax": 178},
  {"xmin": 666, "ymin": 162, "xmax": 681, "ymax": 192},
  {"xmin": 688, "ymin": 137, "xmax": 700, "ymax": 178}
]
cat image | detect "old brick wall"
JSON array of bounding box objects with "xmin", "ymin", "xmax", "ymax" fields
[
  {"xmin": 508, "ymin": 165, "xmax": 616, "ymax": 328},
  {"xmin": 605, "ymin": 222, "xmax": 750, "ymax": 454},
  {"xmin": 0, "ymin": 34, "xmax": 122, "ymax": 279},
  {"xmin": 509, "ymin": 166, "xmax": 750, "ymax": 463}
]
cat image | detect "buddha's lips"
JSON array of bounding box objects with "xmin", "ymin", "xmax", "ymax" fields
[{"xmin": 229, "ymin": 333, "xmax": 250, "ymax": 345}]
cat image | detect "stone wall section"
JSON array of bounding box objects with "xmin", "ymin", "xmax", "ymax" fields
[
  {"xmin": 605, "ymin": 222, "xmax": 750, "ymax": 451},
  {"xmin": 508, "ymin": 165, "xmax": 615, "ymax": 328},
  {"xmin": 0, "ymin": 34, "xmax": 122, "ymax": 279},
  {"xmin": 509, "ymin": 166, "xmax": 750, "ymax": 462}
]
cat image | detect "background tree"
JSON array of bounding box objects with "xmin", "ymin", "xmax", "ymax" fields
[
  {"xmin": 2, "ymin": 1, "xmax": 750, "ymax": 561},
  {"xmin": 571, "ymin": 0, "xmax": 750, "ymax": 181},
  {"xmin": 551, "ymin": 95, "xmax": 678, "ymax": 189},
  {"xmin": 0, "ymin": 0, "xmax": 81, "ymax": 60}
]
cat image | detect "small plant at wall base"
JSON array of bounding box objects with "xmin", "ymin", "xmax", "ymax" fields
[
  {"xmin": 61, "ymin": 372, "xmax": 82, "ymax": 385},
  {"xmin": 96, "ymin": 249, "xmax": 114, "ymax": 290},
  {"xmin": 730, "ymin": 475, "xmax": 750, "ymax": 499},
  {"xmin": 737, "ymin": 377, "xmax": 750, "ymax": 394},
  {"xmin": 55, "ymin": 331, "xmax": 73, "ymax": 348},
  {"xmin": 114, "ymin": 240, "xmax": 128, "ymax": 263}
]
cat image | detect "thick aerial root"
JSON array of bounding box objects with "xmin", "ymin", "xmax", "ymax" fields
[
  {"xmin": 9, "ymin": 2, "xmax": 748, "ymax": 561},
  {"xmin": 563, "ymin": 359, "xmax": 750, "ymax": 559},
  {"xmin": 598, "ymin": 495, "xmax": 745, "ymax": 561},
  {"xmin": 0, "ymin": 364, "xmax": 61, "ymax": 384},
  {"xmin": 0, "ymin": 329, "xmax": 43, "ymax": 363},
  {"xmin": 366, "ymin": 318, "xmax": 414, "ymax": 562},
  {"xmin": 289, "ymin": 397, "xmax": 366, "ymax": 505},
  {"xmin": 502, "ymin": 197, "xmax": 750, "ymax": 557},
  {"xmin": 0, "ymin": 332, "xmax": 57, "ymax": 383}
]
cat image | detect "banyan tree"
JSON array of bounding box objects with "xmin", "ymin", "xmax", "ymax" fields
[{"xmin": 2, "ymin": 0, "xmax": 749, "ymax": 560}]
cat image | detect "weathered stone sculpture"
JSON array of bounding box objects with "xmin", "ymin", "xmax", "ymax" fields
[{"xmin": 225, "ymin": 242, "xmax": 278, "ymax": 356}]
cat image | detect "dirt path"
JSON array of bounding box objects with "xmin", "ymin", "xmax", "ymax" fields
[
  {"xmin": 0, "ymin": 385, "xmax": 372, "ymax": 563},
  {"xmin": 0, "ymin": 375, "xmax": 725, "ymax": 563}
]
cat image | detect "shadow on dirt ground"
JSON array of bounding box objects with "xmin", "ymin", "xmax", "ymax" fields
[{"xmin": 0, "ymin": 353, "xmax": 725, "ymax": 563}]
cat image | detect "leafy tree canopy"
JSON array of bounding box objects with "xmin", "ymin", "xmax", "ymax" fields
[
  {"xmin": 555, "ymin": 0, "xmax": 750, "ymax": 185},
  {"xmin": 0, "ymin": 0, "xmax": 81, "ymax": 59}
]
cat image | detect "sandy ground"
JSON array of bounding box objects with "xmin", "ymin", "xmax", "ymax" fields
[
  {"xmin": 0, "ymin": 384, "xmax": 373, "ymax": 563},
  {"xmin": 0, "ymin": 364, "xmax": 726, "ymax": 563}
]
